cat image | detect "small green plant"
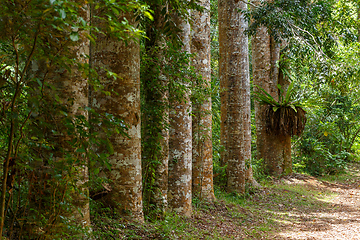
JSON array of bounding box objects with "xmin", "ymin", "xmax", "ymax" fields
[
  {"xmin": 253, "ymin": 82, "xmax": 307, "ymax": 136},
  {"xmin": 253, "ymin": 81, "xmax": 300, "ymax": 111}
]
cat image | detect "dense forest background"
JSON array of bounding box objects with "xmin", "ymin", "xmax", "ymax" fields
[{"xmin": 1, "ymin": 0, "xmax": 360, "ymax": 239}]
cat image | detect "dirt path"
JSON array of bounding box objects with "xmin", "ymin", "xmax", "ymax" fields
[
  {"xmin": 276, "ymin": 165, "xmax": 360, "ymax": 239},
  {"xmin": 185, "ymin": 163, "xmax": 360, "ymax": 239},
  {"xmin": 118, "ymin": 163, "xmax": 360, "ymax": 239}
]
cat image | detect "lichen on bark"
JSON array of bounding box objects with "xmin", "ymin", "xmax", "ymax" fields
[
  {"xmin": 90, "ymin": 10, "xmax": 144, "ymax": 221},
  {"xmin": 168, "ymin": 11, "xmax": 193, "ymax": 217},
  {"xmin": 191, "ymin": 0, "xmax": 215, "ymax": 201}
]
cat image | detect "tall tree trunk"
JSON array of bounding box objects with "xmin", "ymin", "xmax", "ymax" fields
[
  {"xmin": 191, "ymin": 0, "xmax": 215, "ymax": 201},
  {"xmin": 90, "ymin": 10, "xmax": 144, "ymax": 221},
  {"xmin": 218, "ymin": 0, "xmax": 229, "ymax": 168},
  {"xmin": 142, "ymin": 3, "xmax": 169, "ymax": 218},
  {"xmin": 24, "ymin": 3, "xmax": 91, "ymax": 237},
  {"xmin": 219, "ymin": 0, "xmax": 259, "ymax": 192},
  {"xmin": 223, "ymin": 0, "xmax": 248, "ymax": 193},
  {"xmin": 168, "ymin": 12, "xmax": 192, "ymax": 217},
  {"xmin": 252, "ymin": 2, "xmax": 292, "ymax": 177}
]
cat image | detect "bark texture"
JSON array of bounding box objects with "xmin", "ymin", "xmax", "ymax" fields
[
  {"xmin": 168, "ymin": 12, "xmax": 192, "ymax": 217},
  {"xmin": 252, "ymin": 3, "xmax": 292, "ymax": 177},
  {"xmin": 218, "ymin": 0, "xmax": 229, "ymax": 168},
  {"xmin": 224, "ymin": 0, "xmax": 249, "ymax": 193},
  {"xmin": 219, "ymin": 0, "xmax": 259, "ymax": 192},
  {"xmin": 90, "ymin": 11, "xmax": 144, "ymax": 221},
  {"xmin": 142, "ymin": 3, "xmax": 169, "ymax": 217},
  {"xmin": 27, "ymin": 2, "xmax": 90, "ymax": 236},
  {"xmin": 191, "ymin": 0, "xmax": 215, "ymax": 201}
]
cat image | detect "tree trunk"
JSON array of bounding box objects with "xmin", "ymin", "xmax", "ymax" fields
[
  {"xmin": 252, "ymin": 3, "xmax": 292, "ymax": 177},
  {"xmin": 191, "ymin": 0, "xmax": 215, "ymax": 201},
  {"xmin": 142, "ymin": 3, "xmax": 169, "ymax": 218},
  {"xmin": 219, "ymin": 0, "xmax": 229, "ymax": 168},
  {"xmin": 168, "ymin": 12, "xmax": 192, "ymax": 217},
  {"xmin": 224, "ymin": 0, "xmax": 248, "ymax": 194},
  {"xmin": 23, "ymin": 3, "xmax": 91, "ymax": 238},
  {"xmin": 90, "ymin": 10, "xmax": 144, "ymax": 221},
  {"xmin": 219, "ymin": 0, "xmax": 260, "ymax": 192}
]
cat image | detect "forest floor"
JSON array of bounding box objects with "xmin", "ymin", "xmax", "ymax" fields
[{"xmin": 93, "ymin": 162, "xmax": 360, "ymax": 239}]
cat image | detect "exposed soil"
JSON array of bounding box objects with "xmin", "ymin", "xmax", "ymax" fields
[
  {"xmin": 276, "ymin": 165, "xmax": 360, "ymax": 240},
  {"xmin": 117, "ymin": 163, "xmax": 360, "ymax": 239}
]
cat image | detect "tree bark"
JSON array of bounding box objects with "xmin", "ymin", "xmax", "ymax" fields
[
  {"xmin": 24, "ymin": 3, "xmax": 91, "ymax": 237},
  {"xmin": 142, "ymin": 3, "xmax": 169, "ymax": 217},
  {"xmin": 168, "ymin": 12, "xmax": 192, "ymax": 217},
  {"xmin": 224, "ymin": 0, "xmax": 249, "ymax": 194},
  {"xmin": 219, "ymin": 0, "xmax": 260, "ymax": 192},
  {"xmin": 252, "ymin": 1, "xmax": 292, "ymax": 177},
  {"xmin": 219, "ymin": 0, "xmax": 229, "ymax": 168},
  {"xmin": 191, "ymin": 0, "xmax": 215, "ymax": 201},
  {"xmin": 24, "ymin": 6, "xmax": 91, "ymax": 239},
  {"xmin": 90, "ymin": 10, "xmax": 144, "ymax": 221}
]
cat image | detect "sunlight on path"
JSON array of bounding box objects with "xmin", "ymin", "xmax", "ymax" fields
[{"xmin": 277, "ymin": 166, "xmax": 360, "ymax": 240}]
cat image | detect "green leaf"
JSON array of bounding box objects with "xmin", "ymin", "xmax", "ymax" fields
[
  {"xmin": 254, "ymin": 85, "xmax": 279, "ymax": 106},
  {"xmin": 290, "ymin": 104, "xmax": 297, "ymax": 112},
  {"xmin": 93, "ymin": 167, "xmax": 100, "ymax": 175},
  {"xmin": 70, "ymin": 32, "xmax": 79, "ymax": 41},
  {"xmin": 107, "ymin": 140, "xmax": 114, "ymax": 155},
  {"xmin": 284, "ymin": 81, "xmax": 295, "ymax": 104},
  {"xmin": 144, "ymin": 11, "xmax": 153, "ymax": 21},
  {"xmin": 76, "ymin": 148, "xmax": 86, "ymax": 153},
  {"xmin": 59, "ymin": 9, "xmax": 66, "ymax": 19}
]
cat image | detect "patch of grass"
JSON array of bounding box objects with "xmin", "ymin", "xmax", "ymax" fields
[{"xmin": 320, "ymin": 173, "xmax": 351, "ymax": 183}]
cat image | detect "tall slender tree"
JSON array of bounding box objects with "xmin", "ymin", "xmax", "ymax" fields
[
  {"xmin": 90, "ymin": 9, "xmax": 144, "ymax": 221},
  {"xmin": 219, "ymin": 0, "xmax": 259, "ymax": 192},
  {"xmin": 226, "ymin": 0, "xmax": 248, "ymax": 193},
  {"xmin": 168, "ymin": 10, "xmax": 193, "ymax": 217},
  {"xmin": 191, "ymin": 0, "xmax": 215, "ymax": 201},
  {"xmin": 218, "ymin": 0, "xmax": 229, "ymax": 168}
]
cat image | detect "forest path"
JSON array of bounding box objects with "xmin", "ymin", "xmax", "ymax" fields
[
  {"xmin": 275, "ymin": 163, "xmax": 360, "ymax": 239},
  {"xmin": 118, "ymin": 164, "xmax": 360, "ymax": 239}
]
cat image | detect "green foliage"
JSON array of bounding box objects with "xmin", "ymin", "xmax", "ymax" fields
[
  {"xmin": 287, "ymin": 0, "xmax": 360, "ymax": 175},
  {"xmin": 246, "ymin": 0, "xmax": 336, "ymax": 55},
  {"xmin": 246, "ymin": 0, "xmax": 360, "ymax": 175},
  {"xmin": 253, "ymin": 81, "xmax": 301, "ymax": 112},
  {"xmin": 294, "ymin": 91, "xmax": 359, "ymax": 175},
  {"xmin": 0, "ymin": 0, "xmax": 150, "ymax": 237}
]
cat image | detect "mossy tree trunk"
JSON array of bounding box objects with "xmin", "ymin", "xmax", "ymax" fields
[
  {"xmin": 219, "ymin": 0, "xmax": 259, "ymax": 192},
  {"xmin": 223, "ymin": 0, "xmax": 250, "ymax": 194},
  {"xmin": 142, "ymin": 3, "xmax": 169, "ymax": 218},
  {"xmin": 219, "ymin": 0, "xmax": 229, "ymax": 168}
]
